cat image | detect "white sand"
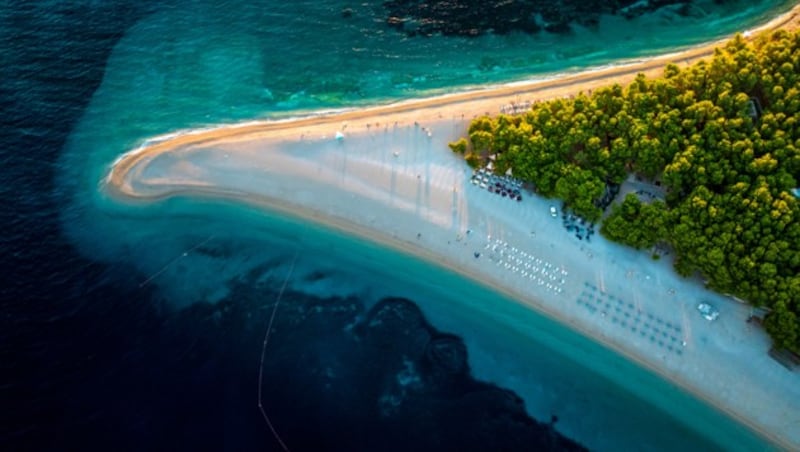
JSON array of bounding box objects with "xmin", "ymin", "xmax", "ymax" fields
[
  {"xmin": 105, "ymin": 6, "xmax": 800, "ymax": 447},
  {"xmin": 111, "ymin": 119, "xmax": 800, "ymax": 447}
]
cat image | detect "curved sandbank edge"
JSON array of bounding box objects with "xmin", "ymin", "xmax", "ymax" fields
[
  {"xmin": 103, "ymin": 180, "xmax": 793, "ymax": 450},
  {"xmin": 103, "ymin": 5, "xmax": 800, "ymax": 450},
  {"xmin": 107, "ymin": 3, "xmax": 800, "ymax": 193}
]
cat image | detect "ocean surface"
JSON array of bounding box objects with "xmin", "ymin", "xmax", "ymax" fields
[{"xmin": 3, "ymin": 0, "xmax": 794, "ymax": 450}]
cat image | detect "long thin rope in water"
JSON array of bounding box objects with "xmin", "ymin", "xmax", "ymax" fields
[
  {"xmin": 139, "ymin": 235, "xmax": 216, "ymax": 288},
  {"xmin": 258, "ymin": 251, "xmax": 299, "ymax": 452}
]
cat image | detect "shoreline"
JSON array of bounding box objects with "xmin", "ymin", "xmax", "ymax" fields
[
  {"xmin": 108, "ymin": 2, "xmax": 799, "ymax": 178},
  {"xmin": 104, "ymin": 4, "xmax": 800, "ymax": 450},
  {"xmin": 109, "ymin": 181, "xmax": 794, "ymax": 449}
]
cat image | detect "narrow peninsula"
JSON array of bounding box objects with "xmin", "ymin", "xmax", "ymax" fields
[{"xmin": 106, "ymin": 5, "xmax": 800, "ymax": 450}]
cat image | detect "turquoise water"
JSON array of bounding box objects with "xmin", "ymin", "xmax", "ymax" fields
[{"xmin": 58, "ymin": 0, "xmax": 794, "ymax": 449}]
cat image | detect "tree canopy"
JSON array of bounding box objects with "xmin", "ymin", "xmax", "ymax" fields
[{"xmin": 452, "ymin": 30, "xmax": 800, "ymax": 352}]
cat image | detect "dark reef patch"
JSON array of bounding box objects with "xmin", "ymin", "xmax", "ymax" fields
[
  {"xmin": 243, "ymin": 286, "xmax": 587, "ymax": 451},
  {"xmin": 382, "ymin": 0, "xmax": 706, "ymax": 37}
]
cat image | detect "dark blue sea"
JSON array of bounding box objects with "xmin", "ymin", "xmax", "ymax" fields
[{"xmin": 3, "ymin": 1, "xmax": 793, "ymax": 450}]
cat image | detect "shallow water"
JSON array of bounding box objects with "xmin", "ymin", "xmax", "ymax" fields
[
  {"xmin": 62, "ymin": 0, "xmax": 796, "ymax": 307},
  {"xmin": 8, "ymin": 0, "xmax": 795, "ymax": 449}
]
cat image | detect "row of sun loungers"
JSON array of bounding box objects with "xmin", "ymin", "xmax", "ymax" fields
[
  {"xmin": 578, "ymin": 282, "xmax": 687, "ymax": 355},
  {"xmin": 499, "ymin": 94, "xmax": 582, "ymax": 115},
  {"xmin": 499, "ymin": 100, "xmax": 532, "ymax": 115},
  {"xmin": 484, "ymin": 237, "xmax": 567, "ymax": 294}
]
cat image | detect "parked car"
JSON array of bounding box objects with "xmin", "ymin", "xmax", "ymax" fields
[
  {"xmin": 697, "ymin": 302, "xmax": 720, "ymax": 321},
  {"xmin": 549, "ymin": 205, "xmax": 557, "ymax": 217}
]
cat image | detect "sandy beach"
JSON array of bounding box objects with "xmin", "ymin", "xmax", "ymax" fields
[{"xmin": 106, "ymin": 5, "xmax": 800, "ymax": 449}]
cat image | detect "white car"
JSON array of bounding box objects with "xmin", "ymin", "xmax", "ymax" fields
[
  {"xmin": 697, "ymin": 302, "xmax": 720, "ymax": 321},
  {"xmin": 549, "ymin": 206, "xmax": 558, "ymax": 217}
]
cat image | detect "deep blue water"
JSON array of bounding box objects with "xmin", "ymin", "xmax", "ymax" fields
[
  {"xmin": 0, "ymin": 3, "xmax": 580, "ymax": 449},
  {"xmin": 3, "ymin": 1, "xmax": 793, "ymax": 450}
]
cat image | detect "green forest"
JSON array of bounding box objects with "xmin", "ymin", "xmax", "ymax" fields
[{"xmin": 451, "ymin": 30, "xmax": 800, "ymax": 353}]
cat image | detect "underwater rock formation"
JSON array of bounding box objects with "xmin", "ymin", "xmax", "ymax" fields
[{"xmin": 383, "ymin": 0, "xmax": 702, "ymax": 37}]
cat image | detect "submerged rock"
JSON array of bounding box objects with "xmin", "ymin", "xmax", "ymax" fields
[
  {"xmin": 190, "ymin": 282, "xmax": 587, "ymax": 451},
  {"xmin": 382, "ymin": 0, "xmax": 697, "ymax": 37},
  {"xmin": 352, "ymin": 297, "xmax": 585, "ymax": 450},
  {"xmin": 425, "ymin": 334, "xmax": 467, "ymax": 375}
]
